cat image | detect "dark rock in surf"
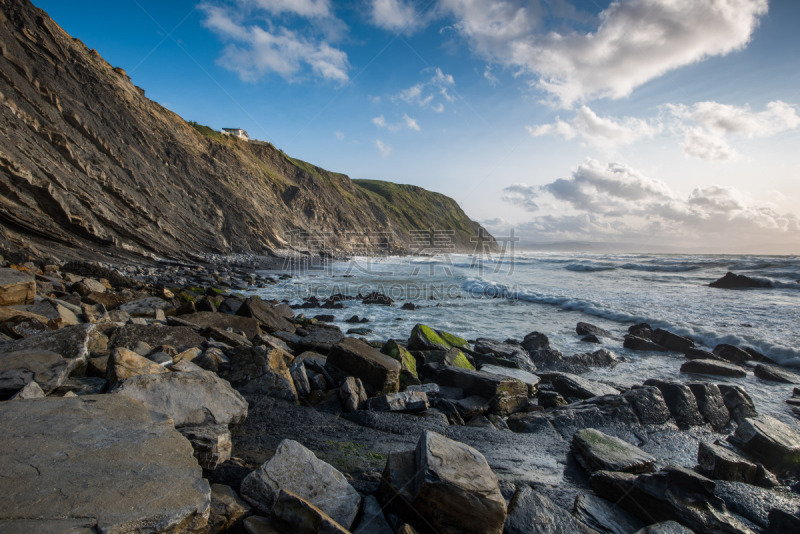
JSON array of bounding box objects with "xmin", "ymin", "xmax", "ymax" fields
[
  {"xmin": 713, "ymin": 344, "xmax": 751, "ymax": 365},
  {"xmin": 754, "ymin": 364, "xmax": 800, "ymax": 384},
  {"xmin": 651, "ymin": 328, "xmax": 695, "ymax": 352},
  {"xmin": 710, "ymin": 272, "xmax": 771, "ymax": 289},
  {"xmin": 576, "ymin": 322, "xmax": 611, "ymax": 338},
  {"xmin": 680, "ymin": 359, "xmax": 746, "ymax": 378},
  {"xmin": 644, "ymin": 380, "xmax": 705, "ymax": 429}
]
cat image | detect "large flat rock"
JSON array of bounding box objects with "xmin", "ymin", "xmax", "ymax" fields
[
  {"xmin": 0, "ymin": 395, "xmax": 210, "ymax": 532},
  {"xmin": 572, "ymin": 428, "xmax": 656, "ymax": 474}
]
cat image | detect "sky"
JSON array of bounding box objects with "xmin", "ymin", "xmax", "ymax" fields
[{"xmin": 33, "ymin": 0, "xmax": 800, "ymax": 254}]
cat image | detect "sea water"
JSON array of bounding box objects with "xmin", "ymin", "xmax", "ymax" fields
[{"xmin": 254, "ymin": 252, "xmax": 800, "ymax": 422}]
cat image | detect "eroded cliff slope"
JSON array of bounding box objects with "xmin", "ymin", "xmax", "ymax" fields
[{"xmin": 0, "ymin": 0, "xmax": 495, "ymax": 262}]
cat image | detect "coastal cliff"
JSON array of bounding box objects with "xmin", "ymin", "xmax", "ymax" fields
[{"xmin": 0, "ymin": 0, "xmax": 495, "ymax": 262}]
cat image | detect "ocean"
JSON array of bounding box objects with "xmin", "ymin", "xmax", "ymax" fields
[{"xmin": 255, "ymin": 252, "xmax": 800, "ymax": 422}]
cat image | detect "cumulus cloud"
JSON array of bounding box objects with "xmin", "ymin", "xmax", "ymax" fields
[
  {"xmin": 376, "ymin": 139, "xmax": 393, "ymax": 157},
  {"xmin": 502, "ymin": 159, "xmax": 800, "ymax": 252},
  {"xmin": 369, "ymin": 0, "xmax": 424, "ymax": 34},
  {"xmin": 529, "ymin": 105, "xmax": 661, "ymax": 148},
  {"xmin": 441, "ymin": 0, "xmax": 768, "ymax": 107},
  {"xmin": 667, "ymin": 100, "xmax": 800, "ymax": 160},
  {"xmin": 394, "ymin": 67, "xmax": 456, "ymax": 111},
  {"xmin": 201, "ymin": 1, "xmax": 350, "ymax": 83}
]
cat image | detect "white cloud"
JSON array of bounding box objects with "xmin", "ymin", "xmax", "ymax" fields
[
  {"xmin": 668, "ymin": 100, "xmax": 800, "ymax": 161},
  {"xmin": 529, "ymin": 105, "xmax": 660, "ymax": 148},
  {"xmin": 372, "ymin": 114, "xmax": 420, "ymax": 132},
  {"xmin": 441, "ymin": 0, "xmax": 768, "ymax": 107},
  {"xmin": 501, "ymin": 159, "xmax": 800, "ymax": 252},
  {"xmin": 334, "ymin": 131, "xmax": 345, "ymax": 141},
  {"xmin": 201, "ymin": 2, "xmax": 350, "ymax": 83},
  {"xmin": 369, "ymin": 0, "xmax": 422, "ymax": 34},
  {"xmin": 394, "ymin": 67, "xmax": 456, "ymax": 111},
  {"xmin": 376, "ymin": 139, "xmax": 393, "ymax": 157},
  {"xmin": 483, "ymin": 65, "xmax": 499, "ymax": 86}
]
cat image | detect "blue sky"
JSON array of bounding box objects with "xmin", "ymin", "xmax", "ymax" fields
[{"xmin": 33, "ymin": 0, "xmax": 800, "ymax": 253}]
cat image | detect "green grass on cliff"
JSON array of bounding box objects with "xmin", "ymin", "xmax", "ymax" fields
[{"xmin": 187, "ymin": 121, "xmax": 226, "ymax": 141}]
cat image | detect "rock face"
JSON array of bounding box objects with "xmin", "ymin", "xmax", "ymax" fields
[
  {"xmin": 0, "ymin": 349, "xmax": 70, "ymax": 398},
  {"xmin": 572, "ymin": 428, "xmax": 656, "ymax": 474},
  {"xmin": 0, "ymin": 395, "xmax": 210, "ymax": 532},
  {"xmin": 326, "ymin": 337, "xmax": 400, "ymax": 396},
  {"xmin": 240, "ymin": 439, "xmax": 361, "ymax": 529},
  {"xmin": 0, "ymin": 0, "xmax": 494, "ymax": 261},
  {"xmin": 709, "ymin": 272, "xmax": 771, "ymax": 289},
  {"xmin": 225, "ymin": 344, "xmax": 297, "ymax": 401},
  {"xmin": 110, "ymin": 370, "xmax": 248, "ymax": 428},
  {"xmin": 0, "ymin": 268, "xmax": 36, "ymax": 306},
  {"xmin": 410, "ymin": 431, "xmax": 507, "ymax": 534}
]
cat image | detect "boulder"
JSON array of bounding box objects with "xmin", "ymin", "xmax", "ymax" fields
[
  {"xmin": 381, "ymin": 339, "xmax": 420, "ymax": 387},
  {"xmin": 366, "ymin": 390, "xmax": 429, "ymax": 413},
  {"xmin": 236, "ymin": 298, "xmax": 296, "ymax": 334},
  {"xmin": 109, "ymin": 324, "xmax": 205, "ymax": 352},
  {"xmin": 421, "ymin": 347, "xmax": 476, "ymax": 370},
  {"xmin": 521, "ymin": 331, "xmax": 550, "ymax": 353},
  {"xmin": 733, "ymin": 415, "xmax": 800, "ymax": 476},
  {"xmin": 474, "ymin": 337, "xmax": 536, "ymax": 373},
  {"xmin": 326, "ymin": 337, "xmax": 400, "ymax": 396},
  {"xmin": 590, "ymin": 466, "xmax": 753, "ymax": 533},
  {"xmin": 684, "ymin": 347, "xmax": 721, "ymax": 360},
  {"xmin": 576, "ymin": 322, "xmax": 612, "ymax": 338},
  {"xmin": 0, "ymin": 350, "xmax": 70, "ymax": 399},
  {"xmin": 551, "ymin": 372, "xmax": 618, "ymax": 400},
  {"xmin": 408, "ymin": 323, "xmax": 469, "ymax": 351},
  {"xmin": 651, "ymin": 328, "xmax": 695, "ymax": 352},
  {"xmin": 644, "ymin": 380, "xmax": 705, "ymax": 429},
  {"xmin": 622, "ymin": 386, "xmax": 672, "ymax": 425},
  {"xmin": 208, "ymin": 484, "xmax": 251, "ymax": 534},
  {"xmin": 624, "ymin": 335, "xmax": 668, "ymax": 352},
  {"xmin": 713, "ymin": 344, "xmax": 751, "ymax": 365},
  {"xmin": 572, "ymin": 428, "xmax": 656, "ymax": 474},
  {"xmin": 240, "ymin": 439, "xmax": 361, "ymax": 529},
  {"xmin": 687, "ymin": 383, "xmax": 730, "ymax": 431},
  {"xmin": 182, "ymin": 311, "xmax": 261, "ymax": 340},
  {"xmin": 106, "ymin": 347, "xmax": 169, "ymax": 385},
  {"xmin": 754, "ymin": 364, "xmax": 800, "ymax": 384},
  {"xmin": 0, "ymin": 268, "xmax": 36, "ymax": 306},
  {"xmin": 633, "ymin": 522, "xmax": 694, "ymax": 534},
  {"xmin": 118, "ymin": 296, "xmax": 172, "ymax": 317},
  {"xmin": 290, "ymin": 360, "xmax": 311, "ymax": 397},
  {"xmin": 0, "ymin": 323, "xmax": 98, "ymax": 367},
  {"xmin": 0, "ymin": 395, "xmax": 210, "ymax": 532},
  {"xmin": 179, "ymin": 424, "xmax": 233, "ymax": 470},
  {"xmin": 718, "ymin": 384, "xmax": 758, "ymax": 423},
  {"xmin": 709, "ymin": 272, "xmax": 770, "ymax": 289},
  {"xmin": 278, "ymin": 324, "xmax": 345, "ymax": 353},
  {"xmin": 111, "ymin": 369, "xmax": 248, "ymax": 428},
  {"xmin": 226, "ymin": 345, "xmax": 297, "ymax": 402},
  {"xmin": 479, "ymin": 364, "xmax": 540, "ymax": 396},
  {"xmin": 435, "ymin": 366, "xmax": 528, "ymax": 415},
  {"xmin": 411, "ymin": 431, "xmax": 506, "ymax": 534},
  {"xmin": 504, "ymin": 485, "xmax": 595, "ymax": 534},
  {"xmin": 339, "ymin": 376, "xmax": 368, "ymax": 412},
  {"xmin": 680, "ymin": 359, "xmax": 746, "ymax": 378},
  {"xmin": 697, "ymin": 442, "xmax": 777, "ymax": 488},
  {"xmin": 271, "ymin": 489, "xmax": 350, "ymax": 534},
  {"xmin": 25, "ymin": 299, "xmax": 81, "ymax": 327}
]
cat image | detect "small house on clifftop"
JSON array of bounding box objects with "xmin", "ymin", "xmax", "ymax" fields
[{"xmin": 221, "ymin": 128, "xmax": 249, "ymax": 141}]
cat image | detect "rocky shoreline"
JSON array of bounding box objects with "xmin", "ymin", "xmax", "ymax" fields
[{"xmin": 1, "ymin": 257, "xmax": 800, "ymax": 533}]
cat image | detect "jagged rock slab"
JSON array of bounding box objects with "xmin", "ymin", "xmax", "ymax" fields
[
  {"xmin": 240, "ymin": 439, "xmax": 361, "ymax": 529},
  {"xmin": 622, "ymin": 386, "xmax": 672, "ymax": 425},
  {"xmin": 435, "ymin": 366, "xmax": 528, "ymax": 415},
  {"xmin": 754, "ymin": 363, "xmax": 800, "ymax": 384},
  {"xmin": 408, "ymin": 323, "xmax": 469, "ymax": 351},
  {"xmin": 573, "ymin": 493, "xmax": 645, "ymax": 534},
  {"xmin": 412, "ymin": 431, "xmax": 506, "ymax": 534},
  {"xmin": 0, "ymin": 395, "xmax": 210, "ymax": 532},
  {"xmin": 118, "ymin": 296, "xmax": 171, "ymax": 317},
  {"xmin": 236, "ymin": 298, "xmax": 296, "ymax": 334},
  {"xmin": 651, "ymin": 328, "xmax": 694, "ymax": 352},
  {"xmin": 680, "ymin": 359, "xmax": 746, "ymax": 378},
  {"xmin": 713, "ymin": 344, "xmax": 751, "ymax": 365},
  {"xmin": 576, "ymin": 322, "xmax": 612, "ymax": 338},
  {"xmin": 479, "ymin": 364, "xmax": 541, "ymax": 396},
  {"xmin": 226, "ymin": 344, "xmax": 297, "ymax": 401},
  {"xmin": 353, "ymin": 495, "xmax": 393, "ymax": 534},
  {"xmin": 339, "ymin": 376, "xmax": 368, "ymax": 412},
  {"xmin": 106, "ymin": 346, "xmax": 169, "ymax": 384},
  {"xmin": 0, "ymin": 323, "xmax": 97, "ymax": 365},
  {"xmin": 590, "ymin": 466, "xmax": 754, "ymax": 533},
  {"xmin": 326, "ymin": 337, "xmax": 400, "ymax": 396},
  {"xmin": 718, "ymin": 384, "xmax": 758, "ymax": 423},
  {"xmin": 0, "ymin": 268, "xmax": 36, "ymax": 306},
  {"xmin": 271, "ymin": 489, "xmax": 350, "ymax": 534},
  {"xmin": 644, "ymin": 380, "xmax": 705, "ymax": 429},
  {"xmin": 111, "ymin": 369, "xmax": 248, "ymax": 428},
  {"xmin": 710, "ymin": 272, "xmax": 770, "ymax": 289},
  {"xmin": 733, "ymin": 415, "xmax": 800, "ymax": 476},
  {"xmin": 179, "ymin": 424, "xmax": 233, "ymax": 471},
  {"xmin": 208, "ymin": 484, "xmax": 251, "ymax": 534},
  {"xmin": 551, "ymin": 372, "xmax": 618, "ymax": 400},
  {"xmin": 366, "ymin": 390, "xmax": 429, "ymax": 413},
  {"xmin": 181, "ymin": 312, "xmax": 261, "ymax": 340},
  {"xmin": 687, "ymin": 382, "xmax": 731, "ymax": 432},
  {"xmin": 714, "ymin": 480, "xmax": 800, "ymax": 530},
  {"xmin": 697, "ymin": 442, "xmax": 776, "ymax": 488},
  {"xmin": 572, "ymin": 428, "xmax": 656, "ymax": 474},
  {"xmin": 634, "ymin": 522, "xmax": 694, "ymax": 533}
]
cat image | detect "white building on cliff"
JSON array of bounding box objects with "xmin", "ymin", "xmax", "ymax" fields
[{"xmin": 221, "ymin": 128, "xmax": 249, "ymax": 141}]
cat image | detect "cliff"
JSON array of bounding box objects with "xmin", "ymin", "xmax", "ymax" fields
[{"xmin": 0, "ymin": 0, "xmax": 495, "ymax": 263}]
